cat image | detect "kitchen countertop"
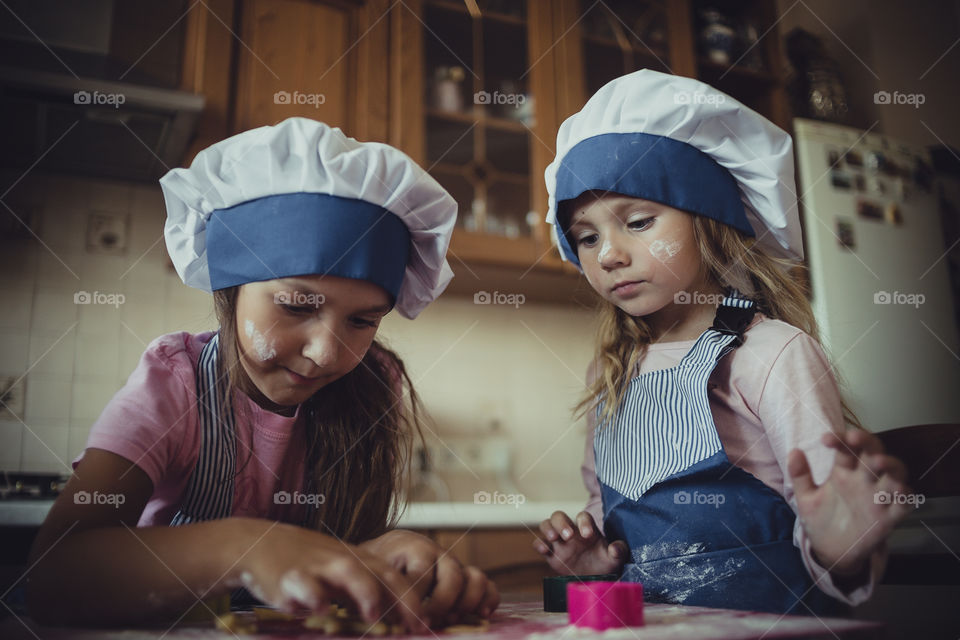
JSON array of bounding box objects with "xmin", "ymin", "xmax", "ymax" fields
[
  {"xmin": 0, "ymin": 499, "xmax": 588, "ymax": 529},
  {"xmin": 0, "ymin": 499, "xmax": 55, "ymax": 526},
  {"xmin": 398, "ymin": 501, "xmax": 586, "ymax": 529}
]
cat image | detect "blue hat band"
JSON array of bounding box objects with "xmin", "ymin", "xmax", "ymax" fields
[
  {"xmin": 554, "ymin": 132, "xmax": 753, "ymax": 267},
  {"xmin": 206, "ymin": 192, "xmax": 410, "ymax": 301}
]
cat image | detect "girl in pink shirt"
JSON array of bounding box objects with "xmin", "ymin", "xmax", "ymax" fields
[
  {"xmin": 533, "ymin": 71, "xmax": 914, "ymax": 615},
  {"xmin": 27, "ymin": 119, "xmax": 498, "ymax": 629}
]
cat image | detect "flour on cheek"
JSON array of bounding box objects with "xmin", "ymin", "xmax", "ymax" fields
[
  {"xmin": 648, "ymin": 238, "xmax": 682, "ymax": 263},
  {"xmin": 244, "ymin": 319, "xmax": 277, "ymax": 361}
]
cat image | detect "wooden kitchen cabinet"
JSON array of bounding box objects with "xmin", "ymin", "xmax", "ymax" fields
[
  {"xmin": 551, "ymin": 0, "xmax": 790, "ymax": 128},
  {"xmin": 233, "ymin": 0, "xmax": 355, "ymax": 132},
  {"xmin": 180, "ymin": 0, "xmax": 392, "ymax": 162},
  {"xmin": 419, "ymin": 527, "xmax": 550, "ymax": 595}
]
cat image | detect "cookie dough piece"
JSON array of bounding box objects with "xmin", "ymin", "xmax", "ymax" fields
[
  {"xmin": 443, "ymin": 614, "xmax": 491, "ymax": 634},
  {"xmin": 252, "ymin": 607, "xmax": 299, "ymax": 622},
  {"xmin": 214, "ymin": 612, "xmax": 257, "ymax": 634},
  {"xmin": 302, "ymin": 609, "xmax": 404, "ymax": 635}
]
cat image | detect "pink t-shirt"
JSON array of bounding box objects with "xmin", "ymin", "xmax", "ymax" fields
[
  {"xmin": 73, "ymin": 332, "xmax": 310, "ymax": 527},
  {"xmin": 580, "ymin": 313, "xmax": 885, "ymax": 606}
]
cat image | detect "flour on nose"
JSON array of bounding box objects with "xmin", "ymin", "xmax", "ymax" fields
[
  {"xmin": 244, "ymin": 319, "xmax": 277, "ymax": 361},
  {"xmin": 648, "ymin": 238, "xmax": 681, "ymax": 262},
  {"xmin": 598, "ymin": 239, "xmax": 613, "ymax": 263}
]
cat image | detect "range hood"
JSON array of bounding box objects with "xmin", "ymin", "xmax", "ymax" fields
[{"xmin": 0, "ymin": 65, "xmax": 205, "ymax": 183}]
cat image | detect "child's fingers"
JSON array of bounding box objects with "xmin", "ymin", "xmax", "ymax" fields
[
  {"xmin": 821, "ymin": 433, "xmax": 859, "ymax": 470},
  {"xmin": 532, "ymin": 536, "xmax": 553, "ymax": 556},
  {"xmin": 388, "ymin": 545, "xmax": 439, "ymax": 603},
  {"xmin": 874, "ymin": 476, "xmax": 917, "ymax": 522},
  {"xmin": 452, "ymin": 565, "xmax": 488, "ymax": 616},
  {"xmin": 382, "ymin": 571, "xmax": 430, "ymax": 632},
  {"xmin": 479, "ymin": 579, "xmax": 500, "ymax": 618},
  {"xmin": 575, "ymin": 511, "xmax": 599, "ymax": 539},
  {"xmin": 423, "ymin": 555, "xmax": 465, "ymax": 620},
  {"xmin": 278, "ymin": 569, "xmax": 329, "ymax": 612},
  {"xmin": 866, "ymin": 453, "xmax": 909, "ymax": 484},
  {"xmin": 607, "ymin": 540, "xmax": 629, "ymax": 561},
  {"xmin": 549, "ymin": 511, "xmax": 578, "ymax": 541},
  {"xmin": 844, "ymin": 429, "xmax": 884, "ymax": 456},
  {"xmin": 787, "ymin": 448, "xmax": 818, "ymax": 496},
  {"xmin": 823, "ymin": 430, "xmax": 883, "ymax": 458},
  {"xmin": 327, "ymin": 558, "xmax": 425, "ymax": 631},
  {"xmin": 539, "ymin": 517, "xmax": 561, "ymax": 542}
]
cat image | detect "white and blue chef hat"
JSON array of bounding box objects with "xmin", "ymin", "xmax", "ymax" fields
[
  {"xmin": 160, "ymin": 117, "xmax": 456, "ymax": 319},
  {"xmin": 545, "ymin": 69, "xmax": 802, "ymax": 269}
]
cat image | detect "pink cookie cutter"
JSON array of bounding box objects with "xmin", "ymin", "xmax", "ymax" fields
[{"xmin": 567, "ymin": 581, "xmax": 644, "ymax": 630}]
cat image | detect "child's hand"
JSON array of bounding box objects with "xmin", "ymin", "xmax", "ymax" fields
[
  {"xmin": 359, "ymin": 529, "xmax": 500, "ymax": 624},
  {"xmin": 789, "ymin": 430, "xmax": 913, "ymax": 579},
  {"xmin": 533, "ymin": 511, "xmax": 627, "ymax": 575},
  {"xmin": 237, "ymin": 520, "xmax": 428, "ymax": 632}
]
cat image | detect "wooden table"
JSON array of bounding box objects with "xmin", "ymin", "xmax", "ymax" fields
[{"xmin": 0, "ymin": 598, "xmax": 883, "ymax": 639}]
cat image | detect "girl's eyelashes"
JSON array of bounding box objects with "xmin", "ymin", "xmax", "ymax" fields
[
  {"xmin": 282, "ymin": 304, "xmax": 315, "ymax": 315},
  {"xmin": 350, "ymin": 317, "xmax": 381, "ymax": 329},
  {"xmin": 627, "ymin": 215, "xmax": 655, "ymax": 231},
  {"xmin": 283, "ymin": 307, "xmax": 380, "ymax": 329},
  {"xmin": 576, "ymin": 232, "xmax": 599, "ymax": 248},
  {"xmin": 574, "ymin": 215, "xmax": 654, "ymax": 248}
]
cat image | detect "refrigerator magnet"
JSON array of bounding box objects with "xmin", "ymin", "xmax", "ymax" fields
[
  {"xmin": 836, "ymin": 218, "xmax": 856, "ymax": 250},
  {"xmin": 866, "ymin": 176, "xmax": 885, "ymax": 195},
  {"xmin": 885, "ymin": 202, "xmax": 903, "ymax": 226},
  {"xmin": 856, "ymin": 199, "xmax": 884, "ymax": 222},
  {"xmin": 893, "ymin": 178, "xmax": 911, "ymax": 202},
  {"xmin": 831, "ymin": 171, "xmax": 852, "ymax": 190},
  {"xmin": 845, "ymin": 150, "xmax": 864, "ymax": 167}
]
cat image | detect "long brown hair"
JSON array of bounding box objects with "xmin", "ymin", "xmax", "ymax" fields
[
  {"xmin": 213, "ymin": 287, "xmax": 425, "ymax": 543},
  {"xmin": 572, "ymin": 213, "xmax": 864, "ymax": 433}
]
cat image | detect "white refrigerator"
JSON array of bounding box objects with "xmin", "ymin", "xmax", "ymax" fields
[{"xmin": 793, "ymin": 118, "xmax": 960, "ymax": 431}]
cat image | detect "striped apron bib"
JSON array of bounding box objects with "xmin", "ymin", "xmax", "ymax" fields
[
  {"xmin": 170, "ymin": 332, "xmax": 236, "ymax": 525},
  {"xmin": 595, "ymin": 290, "xmax": 844, "ymax": 615},
  {"xmin": 169, "ymin": 332, "xmax": 317, "ymax": 604}
]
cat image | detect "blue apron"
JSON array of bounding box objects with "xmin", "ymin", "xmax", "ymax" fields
[{"xmin": 595, "ymin": 291, "xmax": 845, "ymax": 616}]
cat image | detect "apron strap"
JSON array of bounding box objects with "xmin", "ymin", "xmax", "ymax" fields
[
  {"xmin": 170, "ymin": 332, "xmax": 237, "ymax": 525},
  {"xmin": 677, "ymin": 289, "xmax": 757, "ymax": 369},
  {"xmin": 710, "ymin": 289, "xmax": 757, "ymax": 349}
]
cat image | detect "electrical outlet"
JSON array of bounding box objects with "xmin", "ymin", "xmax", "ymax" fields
[
  {"xmin": 0, "ymin": 375, "xmax": 25, "ymax": 418},
  {"xmin": 86, "ymin": 210, "xmax": 129, "ymax": 255}
]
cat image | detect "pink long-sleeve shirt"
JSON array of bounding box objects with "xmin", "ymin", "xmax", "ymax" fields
[{"xmin": 580, "ymin": 313, "xmax": 885, "ymax": 606}]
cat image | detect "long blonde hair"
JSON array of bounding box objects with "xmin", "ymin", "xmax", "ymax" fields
[
  {"xmin": 213, "ymin": 287, "xmax": 425, "ymax": 543},
  {"xmin": 574, "ymin": 214, "xmax": 864, "ymax": 432}
]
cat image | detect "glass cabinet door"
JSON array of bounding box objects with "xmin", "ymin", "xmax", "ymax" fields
[
  {"xmin": 422, "ymin": 0, "xmax": 536, "ymax": 239},
  {"xmin": 578, "ymin": 0, "xmax": 672, "ymax": 97}
]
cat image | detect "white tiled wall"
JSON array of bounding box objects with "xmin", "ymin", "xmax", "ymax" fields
[
  {"xmin": 1, "ymin": 172, "xmax": 596, "ymax": 503},
  {"xmin": 1, "ymin": 171, "xmax": 218, "ymax": 475}
]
